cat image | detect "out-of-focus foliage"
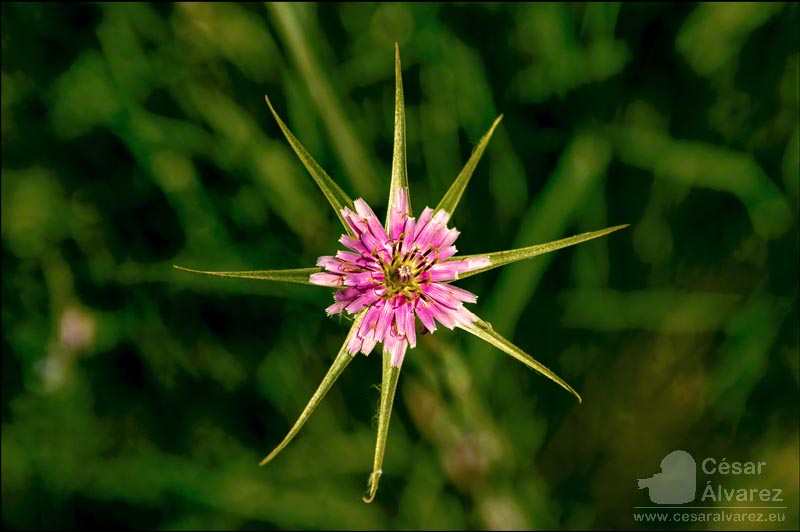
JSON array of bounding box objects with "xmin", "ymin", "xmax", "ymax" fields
[{"xmin": 2, "ymin": 3, "xmax": 798, "ymax": 530}]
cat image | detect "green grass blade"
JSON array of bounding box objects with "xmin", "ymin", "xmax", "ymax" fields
[
  {"xmin": 362, "ymin": 349, "xmax": 402, "ymax": 503},
  {"xmin": 385, "ymin": 43, "xmax": 410, "ymax": 227},
  {"xmin": 264, "ymin": 95, "xmax": 355, "ymax": 235},
  {"xmin": 459, "ymin": 318, "xmax": 581, "ymax": 403},
  {"xmin": 450, "ymin": 224, "xmax": 629, "ymax": 281},
  {"xmin": 435, "ymin": 115, "xmax": 503, "ymax": 217},
  {"xmin": 259, "ymin": 311, "xmax": 365, "ymax": 466},
  {"xmin": 173, "ymin": 265, "xmax": 321, "ymax": 285}
]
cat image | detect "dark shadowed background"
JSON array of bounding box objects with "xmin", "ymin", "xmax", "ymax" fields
[{"xmin": 2, "ymin": 2, "xmax": 798, "ymax": 530}]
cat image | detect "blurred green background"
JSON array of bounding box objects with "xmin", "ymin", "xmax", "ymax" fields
[{"xmin": 2, "ymin": 2, "xmax": 798, "ymax": 530}]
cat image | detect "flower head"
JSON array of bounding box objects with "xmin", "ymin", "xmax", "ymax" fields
[
  {"xmin": 310, "ymin": 190, "xmax": 489, "ymax": 367},
  {"xmin": 175, "ymin": 44, "xmax": 628, "ymax": 503}
]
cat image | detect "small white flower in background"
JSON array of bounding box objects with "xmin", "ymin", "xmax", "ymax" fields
[
  {"xmin": 59, "ymin": 307, "xmax": 97, "ymax": 352},
  {"xmin": 39, "ymin": 306, "xmax": 97, "ymax": 392}
]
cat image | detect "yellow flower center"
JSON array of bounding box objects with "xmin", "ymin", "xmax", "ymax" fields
[{"xmin": 381, "ymin": 250, "xmax": 428, "ymax": 299}]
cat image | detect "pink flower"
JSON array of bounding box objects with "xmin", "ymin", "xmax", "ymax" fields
[
  {"xmin": 310, "ymin": 189, "xmax": 489, "ymax": 367},
  {"xmin": 175, "ymin": 44, "xmax": 627, "ymax": 503}
]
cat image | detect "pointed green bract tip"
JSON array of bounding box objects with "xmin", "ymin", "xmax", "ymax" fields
[
  {"xmin": 436, "ymin": 114, "xmax": 504, "ymax": 216},
  {"xmin": 263, "ymin": 93, "xmax": 356, "ymax": 236},
  {"xmin": 264, "ymin": 94, "xmax": 276, "ymax": 114},
  {"xmin": 450, "ymin": 223, "xmax": 631, "ymax": 282},
  {"xmin": 362, "ymin": 470, "xmax": 382, "ymax": 504},
  {"xmin": 173, "ymin": 264, "xmax": 322, "ymax": 285},
  {"xmin": 460, "ymin": 318, "xmax": 583, "ymax": 403},
  {"xmin": 573, "ymin": 389, "xmax": 583, "ymax": 404},
  {"xmin": 255, "ymin": 314, "xmax": 363, "ymax": 470}
]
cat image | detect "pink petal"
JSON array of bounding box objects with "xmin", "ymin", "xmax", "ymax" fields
[
  {"xmin": 426, "ymin": 299, "xmax": 458, "ymax": 329},
  {"xmin": 424, "ymin": 282, "xmax": 478, "ymax": 309},
  {"xmin": 415, "ymin": 298, "xmax": 437, "ymax": 333},
  {"xmin": 385, "ymin": 331, "xmax": 408, "ymax": 367},
  {"xmin": 428, "ymin": 257, "xmax": 490, "ymax": 280},
  {"xmin": 326, "ymin": 300, "xmax": 349, "ymax": 315},
  {"xmin": 359, "ymin": 304, "xmax": 382, "ymax": 336},
  {"xmin": 335, "ymin": 250, "xmax": 362, "ymax": 263},
  {"xmin": 317, "ymin": 256, "xmax": 364, "ymax": 275},
  {"xmin": 428, "ymin": 263, "xmax": 463, "ymax": 282},
  {"xmin": 346, "ymin": 332, "xmax": 363, "ymax": 355},
  {"xmin": 353, "ymin": 198, "xmax": 379, "ymax": 223},
  {"xmin": 388, "ymin": 188, "xmax": 410, "ymax": 240},
  {"xmin": 346, "ymin": 288, "xmax": 381, "ymax": 313},
  {"xmin": 309, "ymin": 272, "xmax": 343, "ymax": 287},
  {"xmin": 445, "ymin": 283, "xmax": 479, "ymax": 304},
  {"xmin": 414, "ymin": 209, "xmax": 449, "ymax": 248},
  {"xmin": 351, "ymin": 200, "xmax": 390, "ymax": 247},
  {"xmin": 343, "ymin": 271, "xmax": 377, "ymax": 287},
  {"xmin": 353, "ymin": 305, "xmax": 382, "ymax": 356},
  {"xmin": 342, "ymin": 207, "xmax": 368, "ymax": 235},
  {"xmin": 393, "ymin": 297, "xmax": 409, "ymax": 334},
  {"xmin": 465, "ymin": 257, "xmax": 490, "ymax": 271},
  {"xmin": 366, "ymin": 212, "xmax": 390, "ymax": 247},
  {"xmin": 422, "ymin": 282, "xmax": 461, "ymax": 309},
  {"xmin": 360, "ymin": 333, "xmax": 379, "ymax": 356},
  {"xmin": 400, "ymin": 217, "xmax": 417, "ymax": 254},
  {"xmin": 374, "ymin": 300, "xmax": 395, "ymax": 341},
  {"xmin": 405, "ymin": 316, "xmax": 417, "ymax": 348},
  {"xmin": 438, "ymin": 245, "xmax": 458, "ymax": 260},
  {"xmin": 431, "ymin": 227, "xmax": 459, "ymax": 250},
  {"xmin": 398, "ymin": 300, "xmax": 416, "ymax": 348},
  {"xmin": 411, "ymin": 207, "xmax": 434, "ymax": 244},
  {"xmin": 359, "ymin": 230, "xmax": 391, "ymax": 261},
  {"xmin": 452, "ymin": 306, "xmax": 479, "ymax": 327},
  {"xmin": 340, "ymin": 235, "xmax": 369, "ymax": 254},
  {"xmin": 316, "ymin": 255, "xmax": 336, "ymax": 268},
  {"xmin": 334, "ymin": 286, "xmax": 362, "ymax": 303},
  {"xmin": 336, "ymin": 250, "xmax": 378, "ymax": 269}
]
